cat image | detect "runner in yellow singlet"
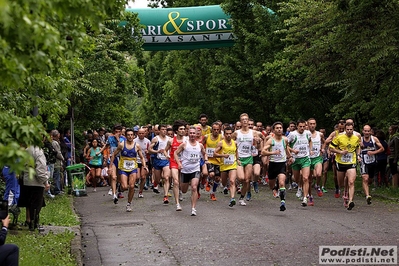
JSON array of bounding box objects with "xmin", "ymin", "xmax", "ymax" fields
[
  {"xmin": 202, "ymin": 122, "xmax": 223, "ymax": 201},
  {"xmin": 214, "ymin": 126, "xmax": 239, "ymax": 207},
  {"xmin": 329, "ymin": 122, "xmax": 360, "ymax": 210}
]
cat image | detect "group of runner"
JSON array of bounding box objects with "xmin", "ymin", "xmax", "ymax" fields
[{"xmin": 83, "ymin": 113, "xmax": 398, "ymax": 216}]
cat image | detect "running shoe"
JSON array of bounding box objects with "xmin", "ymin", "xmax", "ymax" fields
[
  {"xmin": 366, "ymin": 195, "xmax": 372, "ymax": 205},
  {"xmin": 138, "ymin": 193, "xmax": 144, "ymax": 198},
  {"xmin": 334, "ymin": 189, "xmax": 340, "ymax": 198},
  {"xmin": 108, "ymin": 188, "xmax": 112, "ymax": 196},
  {"xmin": 253, "ymin": 182, "xmax": 259, "ymax": 193},
  {"xmin": 347, "ymin": 201, "xmax": 355, "ymax": 210},
  {"xmin": 163, "ymin": 196, "xmax": 169, "ymax": 204},
  {"xmin": 308, "ymin": 196, "xmax": 314, "ymax": 206},
  {"xmin": 223, "ymin": 187, "xmax": 229, "ymax": 195},
  {"xmin": 153, "ymin": 187, "xmax": 160, "ymax": 194},
  {"xmin": 317, "ymin": 189, "xmax": 323, "ymax": 197},
  {"xmin": 280, "ymin": 201, "xmax": 286, "ymax": 211},
  {"xmin": 191, "ymin": 208, "xmax": 197, "ymax": 216},
  {"xmin": 322, "ymin": 187, "xmax": 328, "ymax": 193},
  {"xmin": 273, "ymin": 189, "xmax": 279, "ymax": 198},
  {"xmin": 246, "ymin": 191, "xmax": 252, "ymax": 201},
  {"xmin": 167, "ymin": 192, "xmax": 172, "ymax": 197},
  {"xmin": 288, "ymin": 184, "xmax": 292, "ymax": 190},
  {"xmin": 205, "ymin": 182, "xmax": 211, "ymax": 192},
  {"xmin": 118, "ymin": 192, "xmax": 124, "ymax": 199},
  {"xmin": 113, "ymin": 195, "xmax": 118, "ymax": 204},
  {"xmin": 179, "ymin": 190, "xmax": 184, "ymax": 201},
  {"xmin": 296, "ymin": 188, "xmax": 303, "ymax": 198},
  {"xmin": 126, "ymin": 203, "xmax": 132, "ymax": 212},
  {"xmin": 143, "ymin": 185, "xmax": 149, "ymax": 191},
  {"xmin": 292, "ymin": 182, "xmax": 298, "ymax": 189},
  {"xmin": 238, "ymin": 199, "xmax": 247, "ymax": 206},
  {"xmin": 176, "ymin": 204, "xmax": 182, "ymax": 211},
  {"xmin": 301, "ymin": 197, "xmax": 308, "ymax": 207},
  {"xmin": 210, "ymin": 193, "xmax": 217, "ymax": 201},
  {"xmin": 229, "ymin": 198, "xmax": 236, "ymax": 207},
  {"xmin": 93, "ymin": 188, "xmax": 97, "ymax": 192}
]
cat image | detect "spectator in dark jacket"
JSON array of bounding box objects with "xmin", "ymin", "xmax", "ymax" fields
[{"xmin": 0, "ymin": 215, "xmax": 19, "ymax": 265}]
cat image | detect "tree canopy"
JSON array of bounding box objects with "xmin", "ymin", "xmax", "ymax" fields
[{"xmin": 3, "ymin": 0, "xmax": 399, "ymax": 173}]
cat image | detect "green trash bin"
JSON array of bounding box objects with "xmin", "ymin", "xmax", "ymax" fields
[{"xmin": 66, "ymin": 164, "xmax": 87, "ymax": 196}]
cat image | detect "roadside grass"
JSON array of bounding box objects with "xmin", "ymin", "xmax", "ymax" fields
[
  {"xmin": 7, "ymin": 194, "xmax": 79, "ymax": 266},
  {"xmin": 318, "ymin": 168, "xmax": 399, "ymax": 201}
]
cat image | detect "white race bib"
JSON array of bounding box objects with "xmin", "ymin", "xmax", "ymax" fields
[
  {"xmin": 206, "ymin": 148, "xmax": 215, "ymax": 158},
  {"xmin": 341, "ymin": 153, "xmax": 353, "ymax": 163},
  {"xmin": 224, "ymin": 154, "xmax": 235, "ymax": 165}
]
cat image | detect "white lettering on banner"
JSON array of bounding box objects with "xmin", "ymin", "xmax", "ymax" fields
[{"xmin": 145, "ymin": 33, "xmax": 234, "ymax": 43}]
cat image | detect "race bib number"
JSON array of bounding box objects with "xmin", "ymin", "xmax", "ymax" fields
[
  {"xmin": 157, "ymin": 152, "xmax": 166, "ymax": 160},
  {"xmin": 298, "ymin": 146, "xmax": 308, "ymax": 156},
  {"xmin": 241, "ymin": 145, "xmax": 251, "ymax": 155},
  {"xmin": 341, "ymin": 153, "xmax": 353, "ymax": 163},
  {"xmin": 206, "ymin": 148, "xmax": 215, "ymax": 158},
  {"xmin": 118, "ymin": 157, "xmax": 137, "ymax": 171},
  {"xmin": 364, "ymin": 154, "xmax": 375, "ymax": 164},
  {"xmin": 224, "ymin": 154, "xmax": 235, "ymax": 165},
  {"xmin": 189, "ymin": 153, "xmax": 200, "ymax": 163}
]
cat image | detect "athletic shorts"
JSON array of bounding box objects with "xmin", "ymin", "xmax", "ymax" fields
[
  {"xmin": 253, "ymin": 154, "xmax": 262, "ymax": 165},
  {"xmin": 180, "ymin": 171, "xmax": 200, "ymax": 183},
  {"xmin": 89, "ymin": 164, "xmax": 102, "ymax": 169},
  {"xmin": 310, "ymin": 156, "xmax": 323, "ymax": 170},
  {"xmin": 336, "ymin": 162, "xmax": 356, "ymax": 172},
  {"xmin": 268, "ymin": 162, "xmax": 287, "ymax": 180},
  {"xmin": 119, "ymin": 169, "xmax": 138, "ymax": 176},
  {"xmin": 291, "ymin": 157, "xmax": 311, "ymax": 171},
  {"xmin": 153, "ymin": 158, "xmax": 169, "ymax": 170},
  {"xmin": 206, "ymin": 163, "xmax": 220, "ymax": 176},
  {"xmin": 239, "ymin": 156, "xmax": 253, "ymax": 167},
  {"xmin": 360, "ymin": 162, "xmax": 377, "ymax": 177}
]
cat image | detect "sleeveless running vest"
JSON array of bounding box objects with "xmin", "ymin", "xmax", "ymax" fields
[
  {"xmin": 220, "ymin": 139, "xmax": 237, "ymax": 171},
  {"xmin": 180, "ymin": 141, "xmax": 202, "ymax": 174},
  {"xmin": 310, "ymin": 131, "xmax": 322, "ymax": 158},
  {"xmin": 288, "ymin": 130, "xmax": 311, "ymax": 159},
  {"xmin": 269, "ymin": 138, "xmax": 287, "ymax": 163},
  {"xmin": 236, "ymin": 129, "xmax": 254, "ymax": 158},
  {"xmin": 118, "ymin": 142, "xmax": 137, "ymax": 172},
  {"xmin": 205, "ymin": 134, "xmax": 222, "ymax": 165},
  {"xmin": 361, "ymin": 136, "xmax": 377, "ymax": 164}
]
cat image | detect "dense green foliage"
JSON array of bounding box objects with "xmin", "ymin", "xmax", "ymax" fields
[
  {"xmin": 0, "ymin": 0, "xmax": 145, "ymax": 173},
  {"xmin": 2, "ymin": 0, "xmax": 399, "ymax": 173},
  {"xmin": 141, "ymin": 0, "xmax": 399, "ymax": 131}
]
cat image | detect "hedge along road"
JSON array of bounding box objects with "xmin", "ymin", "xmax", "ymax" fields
[{"xmin": 74, "ymin": 185, "xmax": 399, "ymax": 266}]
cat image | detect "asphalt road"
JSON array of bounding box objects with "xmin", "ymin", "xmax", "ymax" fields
[{"xmin": 74, "ymin": 183, "xmax": 399, "ymax": 266}]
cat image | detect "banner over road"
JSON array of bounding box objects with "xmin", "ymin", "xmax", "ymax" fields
[{"xmin": 126, "ymin": 5, "xmax": 235, "ymax": 50}]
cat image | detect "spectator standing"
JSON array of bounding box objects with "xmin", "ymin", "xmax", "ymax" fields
[
  {"xmin": 51, "ymin": 130, "xmax": 65, "ymax": 195},
  {"xmin": 17, "ymin": 146, "xmax": 49, "ymax": 231}
]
